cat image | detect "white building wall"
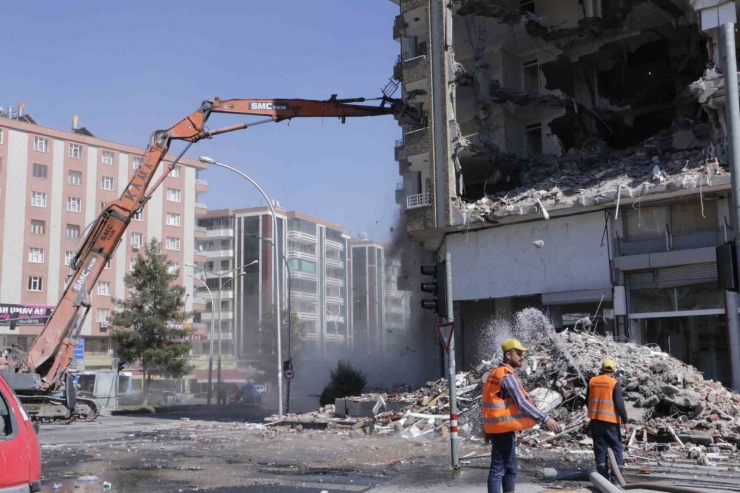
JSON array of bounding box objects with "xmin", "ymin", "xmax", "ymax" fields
[
  {"xmin": 445, "ymin": 212, "xmax": 611, "ymax": 301},
  {"xmin": 1, "ymin": 131, "xmax": 29, "ymax": 303},
  {"xmin": 47, "ymin": 140, "xmax": 65, "ymax": 304}
]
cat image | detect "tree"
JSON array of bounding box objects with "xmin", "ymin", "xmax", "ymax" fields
[
  {"xmin": 258, "ymin": 306, "xmax": 305, "ymax": 355},
  {"xmin": 319, "ymin": 360, "xmax": 367, "ymax": 406},
  {"xmin": 111, "ymin": 238, "xmax": 192, "ymax": 404}
]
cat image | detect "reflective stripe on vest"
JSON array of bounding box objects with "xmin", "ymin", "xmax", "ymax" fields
[
  {"xmin": 481, "ymin": 365, "xmax": 537, "ymax": 434},
  {"xmin": 587, "ymin": 374, "xmax": 619, "ymax": 424}
]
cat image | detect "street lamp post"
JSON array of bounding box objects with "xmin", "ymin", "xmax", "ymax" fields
[
  {"xmin": 189, "ymin": 275, "xmax": 215, "ymax": 406},
  {"xmin": 199, "ymin": 156, "xmax": 284, "ymax": 418},
  {"xmin": 187, "ymin": 260, "xmax": 257, "ymax": 402}
]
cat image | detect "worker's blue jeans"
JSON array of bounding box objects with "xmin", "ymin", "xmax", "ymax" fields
[
  {"xmin": 488, "ymin": 431, "xmax": 517, "ymax": 493},
  {"xmin": 591, "ymin": 420, "xmax": 624, "ymax": 484}
]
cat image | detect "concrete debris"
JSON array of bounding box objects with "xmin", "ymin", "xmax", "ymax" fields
[{"xmin": 462, "ymin": 122, "xmax": 723, "ymax": 223}]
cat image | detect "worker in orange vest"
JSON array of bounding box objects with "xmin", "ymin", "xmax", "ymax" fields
[
  {"xmin": 483, "ymin": 338, "xmax": 561, "ymax": 493},
  {"xmin": 587, "ymin": 359, "xmax": 629, "ymax": 484}
]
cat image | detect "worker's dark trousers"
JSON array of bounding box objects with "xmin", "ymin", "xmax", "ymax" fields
[
  {"xmin": 488, "ymin": 431, "xmax": 517, "ymax": 493},
  {"xmin": 591, "ymin": 420, "xmax": 623, "ymax": 484}
]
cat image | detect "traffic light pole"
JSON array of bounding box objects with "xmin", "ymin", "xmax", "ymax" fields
[{"xmin": 445, "ymin": 252, "xmax": 459, "ymax": 469}]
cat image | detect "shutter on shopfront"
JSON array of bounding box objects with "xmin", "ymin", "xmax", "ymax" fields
[{"xmin": 655, "ymin": 263, "xmax": 717, "ymax": 289}]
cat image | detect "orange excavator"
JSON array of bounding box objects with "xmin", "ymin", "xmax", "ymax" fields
[{"xmin": 0, "ymin": 95, "xmax": 416, "ymax": 422}]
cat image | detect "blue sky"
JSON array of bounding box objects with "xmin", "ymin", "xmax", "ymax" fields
[{"xmin": 2, "ymin": 1, "xmax": 402, "ymax": 241}]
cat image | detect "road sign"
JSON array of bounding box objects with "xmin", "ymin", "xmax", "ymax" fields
[
  {"xmin": 74, "ymin": 338, "xmax": 85, "ymax": 371},
  {"xmin": 284, "ymin": 369, "xmax": 295, "ymax": 380},
  {"xmin": 436, "ymin": 322, "xmax": 454, "ymax": 353}
]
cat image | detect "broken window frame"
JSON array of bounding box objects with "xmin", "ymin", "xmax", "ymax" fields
[
  {"xmin": 525, "ymin": 123, "xmax": 543, "ymax": 157},
  {"xmin": 522, "ymin": 59, "xmax": 540, "ymax": 94},
  {"xmin": 519, "ymin": 0, "xmax": 535, "ymax": 14}
]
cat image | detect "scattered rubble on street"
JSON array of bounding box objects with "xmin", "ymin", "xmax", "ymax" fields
[{"xmin": 264, "ymin": 308, "xmax": 740, "ymax": 488}]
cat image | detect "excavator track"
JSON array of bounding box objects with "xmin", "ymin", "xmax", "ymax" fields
[{"xmin": 19, "ymin": 395, "xmax": 99, "ymax": 424}]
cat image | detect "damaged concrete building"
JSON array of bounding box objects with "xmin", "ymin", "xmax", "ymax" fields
[{"xmin": 389, "ymin": 0, "xmax": 740, "ymax": 387}]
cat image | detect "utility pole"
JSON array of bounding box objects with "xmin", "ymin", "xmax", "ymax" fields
[
  {"xmin": 721, "ymin": 22, "xmax": 740, "ymax": 390},
  {"xmin": 445, "ymin": 252, "xmax": 459, "ymax": 469}
]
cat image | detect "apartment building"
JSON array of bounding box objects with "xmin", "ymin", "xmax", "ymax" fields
[
  {"xmin": 388, "ymin": 0, "xmax": 740, "ymax": 388},
  {"xmin": 350, "ymin": 236, "xmax": 412, "ymax": 355},
  {"xmin": 0, "ymin": 109, "xmax": 206, "ymax": 370},
  {"xmin": 196, "ymin": 206, "xmax": 351, "ymax": 369}
]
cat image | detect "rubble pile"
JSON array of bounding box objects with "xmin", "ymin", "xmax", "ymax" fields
[
  {"xmin": 462, "ymin": 121, "xmax": 726, "ymax": 223},
  {"xmin": 272, "ymin": 308, "xmax": 740, "ymax": 467}
]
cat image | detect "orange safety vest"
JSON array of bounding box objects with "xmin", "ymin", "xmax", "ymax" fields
[
  {"xmin": 482, "ymin": 365, "xmax": 538, "ymax": 434},
  {"xmin": 587, "ymin": 374, "xmax": 619, "ymax": 424}
]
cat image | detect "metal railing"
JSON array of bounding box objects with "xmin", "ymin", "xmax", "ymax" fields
[
  {"xmin": 406, "ymin": 192, "xmax": 431, "ymax": 209},
  {"xmin": 196, "ymin": 179, "xmax": 208, "ymax": 186},
  {"xmin": 195, "ymin": 202, "xmax": 208, "ymax": 209},
  {"xmin": 195, "ymin": 226, "xmax": 207, "ymax": 233},
  {"xmin": 404, "ymin": 115, "xmax": 429, "ymax": 133},
  {"xmin": 396, "ymin": 181, "xmax": 405, "ymax": 191},
  {"xmin": 395, "ymin": 139, "xmax": 404, "ymax": 148}
]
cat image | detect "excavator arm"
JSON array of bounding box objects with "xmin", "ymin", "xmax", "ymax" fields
[{"xmin": 19, "ymin": 95, "xmax": 411, "ymax": 389}]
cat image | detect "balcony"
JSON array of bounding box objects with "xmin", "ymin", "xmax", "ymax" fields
[
  {"xmin": 385, "ymin": 321, "xmax": 404, "ymax": 330},
  {"xmin": 195, "ymin": 179, "xmax": 208, "ymax": 193},
  {"xmin": 393, "ymin": 14, "xmax": 405, "ymax": 40},
  {"xmin": 325, "ymin": 276, "xmax": 345, "ymax": 287},
  {"xmin": 326, "ymin": 257, "xmax": 344, "ymax": 268},
  {"xmin": 288, "ymin": 251, "xmax": 317, "ymax": 262},
  {"xmin": 296, "ymin": 311, "xmax": 318, "ymax": 321},
  {"xmin": 289, "ymin": 271, "xmax": 318, "ymax": 282},
  {"xmin": 290, "ymin": 291, "xmax": 318, "ymax": 301},
  {"xmin": 201, "ymin": 249, "xmax": 234, "ymax": 259},
  {"xmin": 288, "ymin": 230, "xmax": 317, "ymax": 244},
  {"xmin": 325, "ymin": 239, "xmax": 344, "ymax": 251},
  {"xmin": 195, "ymin": 202, "xmax": 208, "ymax": 215},
  {"xmin": 195, "ymin": 288, "xmax": 234, "ymax": 300},
  {"xmin": 192, "ymin": 301, "xmax": 206, "ymax": 312},
  {"xmin": 386, "ymin": 306, "xmax": 405, "ymax": 314},
  {"xmin": 207, "ymin": 228, "xmax": 234, "ymax": 238},
  {"xmin": 200, "ymin": 311, "xmax": 234, "ymax": 322},
  {"xmin": 194, "ymin": 252, "xmax": 207, "ymax": 262},
  {"xmin": 326, "ymin": 314, "xmax": 346, "ymax": 324},
  {"xmin": 194, "ymin": 226, "xmax": 207, "ymax": 239},
  {"xmin": 385, "ymin": 290, "xmax": 405, "ymax": 298},
  {"xmin": 326, "ymin": 295, "xmax": 345, "ymax": 305},
  {"xmin": 395, "ymin": 139, "xmax": 406, "ymax": 162},
  {"xmin": 406, "ymin": 192, "xmax": 430, "ymax": 209}
]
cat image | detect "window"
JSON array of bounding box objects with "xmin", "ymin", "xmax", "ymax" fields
[
  {"xmin": 68, "ymin": 170, "xmax": 82, "ymax": 186},
  {"xmin": 525, "ymin": 123, "xmax": 542, "ymax": 156},
  {"xmin": 0, "ymin": 129, "xmax": 3, "ymax": 144},
  {"xmin": 30, "ymin": 220, "xmax": 45, "ymax": 235},
  {"xmin": 31, "ymin": 191, "xmax": 47, "ymax": 208},
  {"xmin": 69, "ymin": 143, "xmax": 83, "ymax": 159},
  {"xmin": 523, "ymin": 59, "xmax": 540, "ymax": 94},
  {"xmin": 133, "ymin": 157, "xmax": 141, "ymax": 170},
  {"xmin": 33, "ymin": 137, "xmax": 48, "ymax": 153},
  {"xmin": 98, "ymin": 281, "xmax": 111, "ymax": 296},
  {"xmin": 67, "ymin": 197, "xmax": 82, "ymax": 212},
  {"xmin": 27, "ymin": 276, "xmax": 43, "ymax": 292},
  {"xmin": 168, "ymin": 262, "xmax": 180, "ymax": 275},
  {"xmin": 166, "ymin": 188, "xmax": 181, "ymax": 202},
  {"xmin": 170, "ymin": 166, "xmax": 181, "ymax": 178},
  {"xmin": 131, "ymin": 233, "xmax": 143, "ymax": 249},
  {"xmin": 66, "ymin": 224, "xmax": 80, "ymax": 239},
  {"xmin": 132, "ymin": 209, "xmax": 143, "ymax": 221},
  {"xmin": 221, "ymin": 260, "xmax": 230, "ymax": 270},
  {"xmin": 32, "ymin": 163, "xmax": 47, "ymax": 179},
  {"xmin": 520, "ymin": 0, "xmax": 535, "ymax": 14},
  {"xmin": 102, "ymin": 151, "xmax": 114, "ymax": 165},
  {"xmin": 64, "ymin": 251, "xmax": 75, "ymax": 266},
  {"xmin": 166, "ymin": 212, "xmax": 181, "ymax": 226},
  {"xmin": 166, "ymin": 237, "xmax": 181, "ymax": 251},
  {"xmin": 28, "ymin": 248, "xmax": 44, "ymax": 263},
  {"xmin": 105, "ymin": 259, "xmax": 112, "ymax": 269},
  {"xmin": 97, "ymin": 308, "xmax": 110, "ymax": 323},
  {"xmin": 130, "ymin": 258, "xmax": 137, "ymax": 271},
  {"xmin": 100, "ymin": 202, "xmax": 106, "ymax": 213},
  {"xmin": 624, "ymin": 200, "xmax": 718, "ymax": 242},
  {"xmin": 101, "ymin": 176, "xmax": 114, "ymax": 191}
]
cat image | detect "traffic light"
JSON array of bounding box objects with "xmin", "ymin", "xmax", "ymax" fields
[{"xmin": 420, "ymin": 261, "xmax": 448, "ymax": 318}]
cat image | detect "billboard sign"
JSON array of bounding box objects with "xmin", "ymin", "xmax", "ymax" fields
[{"xmin": 0, "ymin": 304, "xmax": 53, "ymax": 326}]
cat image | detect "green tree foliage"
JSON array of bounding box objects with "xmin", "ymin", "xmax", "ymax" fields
[
  {"xmin": 319, "ymin": 360, "xmax": 367, "ymax": 406},
  {"xmin": 258, "ymin": 306, "xmax": 305, "ymax": 354},
  {"xmin": 111, "ymin": 239, "xmax": 192, "ymax": 403}
]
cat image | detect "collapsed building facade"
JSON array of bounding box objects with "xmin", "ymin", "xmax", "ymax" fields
[{"xmin": 388, "ymin": 0, "xmax": 740, "ymax": 388}]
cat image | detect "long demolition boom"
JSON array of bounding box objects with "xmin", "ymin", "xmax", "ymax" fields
[{"xmin": 20, "ymin": 95, "xmax": 407, "ymax": 388}]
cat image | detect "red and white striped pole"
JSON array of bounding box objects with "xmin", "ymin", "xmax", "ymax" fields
[{"xmin": 445, "ymin": 252, "xmax": 459, "ymax": 469}]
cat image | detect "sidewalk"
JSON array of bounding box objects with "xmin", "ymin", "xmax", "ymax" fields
[{"xmin": 367, "ymin": 466, "xmax": 592, "ymax": 493}]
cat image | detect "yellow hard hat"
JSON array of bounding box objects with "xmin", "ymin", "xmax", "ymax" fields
[
  {"xmin": 602, "ymin": 359, "xmax": 616, "ymax": 372},
  {"xmin": 501, "ymin": 338, "xmax": 528, "ymax": 353}
]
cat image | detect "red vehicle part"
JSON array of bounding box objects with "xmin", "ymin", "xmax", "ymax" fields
[{"xmin": 0, "ymin": 375, "xmax": 41, "ymax": 492}]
